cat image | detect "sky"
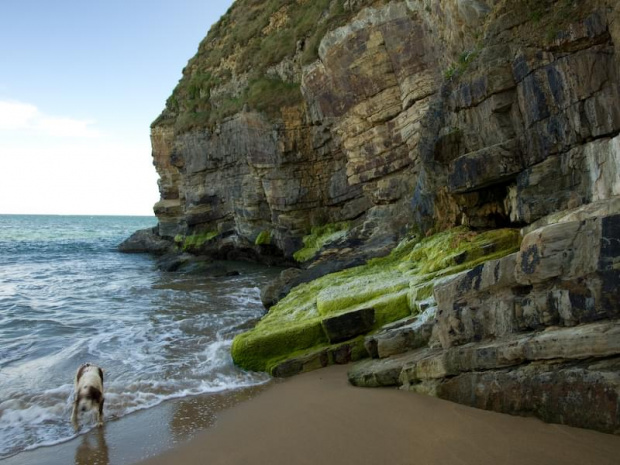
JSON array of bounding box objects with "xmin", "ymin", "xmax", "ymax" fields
[{"xmin": 0, "ymin": 0, "xmax": 234, "ymax": 216}]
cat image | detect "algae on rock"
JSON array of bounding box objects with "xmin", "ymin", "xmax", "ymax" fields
[
  {"xmin": 174, "ymin": 231, "xmax": 219, "ymax": 253},
  {"xmin": 293, "ymin": 222, "xmax": 351, "ymax": 263},
  {"xmin": 232, "ymin": 227, "xmax": 521, "ymax": 375},
  {"xmin": 254, "ymin": 230, "xmax": 272, "ymax": 246}
]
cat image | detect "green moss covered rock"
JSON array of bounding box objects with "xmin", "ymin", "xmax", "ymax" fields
[
  {"xmin": 232, "ymin": 227, "xmax": 521, "ymax": 375},
  {"xmin": 174, "ymin": 231, "xmax": 218, "ymax": 253},
  {"xmin": 293, "ymin": 222, "xmax": 350, "ymax": 263},
  {"xmin": 254, "ymin": 230, "xmax": 272, "ymax": 246}
]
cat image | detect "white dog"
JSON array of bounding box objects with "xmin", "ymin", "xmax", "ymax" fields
[{"xmin": 71, "ymin": 363, "xmax": 105, "ymax": 429}]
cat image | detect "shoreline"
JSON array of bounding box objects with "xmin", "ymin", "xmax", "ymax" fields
[
  {"xmin": 0, "ymin": 383, "xmax": 273, "ymax": 465},
  {"xmin": 5, "ymin": 364, "xmax": 620, "ymax": 465}
]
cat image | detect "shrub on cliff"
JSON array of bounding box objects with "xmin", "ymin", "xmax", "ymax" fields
[{"xmin": 152, "ymin": 0, "xmax": 390, "ymax": 133}]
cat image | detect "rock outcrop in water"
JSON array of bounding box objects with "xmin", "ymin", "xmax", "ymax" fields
[{"xmin": 140, "ymin": 0, "xmax": 620, "ymax": 434}]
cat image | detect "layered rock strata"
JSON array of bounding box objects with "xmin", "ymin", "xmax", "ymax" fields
[
  {"xmin": 143, "ymin": 0, "xmax": 620, "ymax": 434},
  {"xmin": 149, "ymin": 0, "xmax": 620, "ymax": 259},
  {"xmin": 349, "ymin": 205, "xmax": 620, "ymax": 433}
]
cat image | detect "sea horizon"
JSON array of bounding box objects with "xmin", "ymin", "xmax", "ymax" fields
[{"xmin": 0, "ymin": 213, "xmax": 156, "ymax": 218}]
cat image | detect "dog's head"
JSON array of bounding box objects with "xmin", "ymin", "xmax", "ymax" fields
[{"xmin": 75, "ymin": 385, "xmax": 104, "ymax": 415}]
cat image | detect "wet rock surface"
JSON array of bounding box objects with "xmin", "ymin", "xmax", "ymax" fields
[{"xmin": 118, "ymin": 228, "xmax": 173, "ymax": 255}]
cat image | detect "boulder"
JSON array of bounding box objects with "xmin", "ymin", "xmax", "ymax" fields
[
  {"xmin": 322, "ymin": 308, "xmax": 376, "ymax": 344},
  {"xmin": 260, "ymin": 268, "xmax": 302, "ymax": 309},
  {"xmin": 348, "ymin": 350, "xmax": 428, "ymax": 388},
  {"xmin": 364, "ymin": 307, "xmax": 435, "ymax": 359},
  {"xmin": 118, "ymin": 228, "xmax": 172, "ymax": 255}
]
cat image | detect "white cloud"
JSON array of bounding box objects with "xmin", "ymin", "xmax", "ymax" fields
[
  {"xmin": 0, "ymin": 138, "xmax": 159, "ymax": 215},
  {"xmin": 0, "ymin": 99, "xmax": 159, "ymax": 215},
  {"xmin": 0, "ymin": 101, "xmax": 38, "ymax": 129},
  {"xmin": 0, "ymin": 100, "xmax": 101, "ymax": 138},
  {"xmin": 37, "ymin": 116, "xmax": 100, "ymax": 138}
]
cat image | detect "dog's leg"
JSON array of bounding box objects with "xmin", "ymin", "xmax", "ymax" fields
[
  {"xmin": 71, "ymin": 400, "xmax": 79, "ymax": 430},
  {"xmin": 97, "ymin": 398, "xmax": 104, "ymax": 426}
]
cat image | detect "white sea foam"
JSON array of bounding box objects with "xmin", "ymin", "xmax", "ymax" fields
[
  {"xmin": 0, "ymin": 330, "xmax": 269, "ymax": 458},
  {"xmin": 0, "ymin": 215, "xmax": 280, "ymax": 458},
  {"xmin": 0, "ymin": 371, "xmax": 269, "ymax": 458}
]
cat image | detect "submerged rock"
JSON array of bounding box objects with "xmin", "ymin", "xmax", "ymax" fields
[
  {"xmin": 156, "ymin": 253, "xmax": 238, "ymax": 276},
  {"xmin": 156, "ymin": 252, "xmax": 194, "ymax": 272}
]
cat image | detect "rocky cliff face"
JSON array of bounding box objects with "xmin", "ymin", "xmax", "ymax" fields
[
  {"xmin": 151, "ymin": 0, "xmax": 419, "ymax": 259},
  {"xmin": 147, "ymin": 0, "xmax": 620, "ymax": 434}
]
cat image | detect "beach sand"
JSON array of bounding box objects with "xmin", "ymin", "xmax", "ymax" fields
[{"xmin": 141, "ymin": 364, "xmax": 620, "ymax": 465}]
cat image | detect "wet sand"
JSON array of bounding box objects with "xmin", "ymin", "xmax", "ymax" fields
[
  {"xmin": 140, "ymin": 364, "xmax": 620, "ymax": 465},
  {"xmin": 1, "ymin": 384, "xmax": 270, "ymax": 465},
  {"xmin": 5, "ymin": 364, "xmax": 620, "ymax": 465}
]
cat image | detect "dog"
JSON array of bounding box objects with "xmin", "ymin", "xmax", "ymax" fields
[{"xmin": 71, "ymin": 363, "xmax": 105, "ymax": 429}]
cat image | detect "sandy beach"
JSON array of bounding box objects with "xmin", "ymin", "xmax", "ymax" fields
[
  {"xmin": 4, "ymin": 364, "xmax": 620, "ymax": 465},
  {"xmin": 141, "ymin": 364, "xmax": 620, "ymax": 465}
]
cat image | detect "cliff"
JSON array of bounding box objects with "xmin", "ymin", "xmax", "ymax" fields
[{"xmin": 144, "ymin": 0, "xmax": 620, "ymax": 434}]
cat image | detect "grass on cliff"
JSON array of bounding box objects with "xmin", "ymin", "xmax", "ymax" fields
[
  {"xmin": 171, "ymin": 76, "xmax": 303, "ymax": 132},
  {"xmin": 154, "ymin": 0, "xmax": 390, "ymax": 133},
  {"xmin": 246, "ymin": 77, "xmax": 303, "ymax": 115},
  {"xmin": 444, "ymin": 47, "xmax": 481, "ymax": 80},
  {"xmin": 209, "ymin": 0, "xmax": 350, "ymax": 73},
  {"xmin": 232, "ymin": 227, "xmax": 521, "ymax": 374}
]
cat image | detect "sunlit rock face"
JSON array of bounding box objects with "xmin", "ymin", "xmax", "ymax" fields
[
  {"xmin": 150, "ymin": 1, "xmax": 441, "ymax": 259},
  {"xmin": 148, "ymin": 0, "xmax": 620, "ymax": 434},
  {"xmin": 151, "ymin": 0, "xmax": 620, "ymax": 259}
]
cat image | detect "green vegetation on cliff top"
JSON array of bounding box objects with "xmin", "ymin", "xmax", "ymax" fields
[
  {"xmin": 153, "ymin": 0, "xmax": 390, "ymax": 133},
  {"xmin": 232, "ymin": 227, "xmax": 521, "ymax": 374}
]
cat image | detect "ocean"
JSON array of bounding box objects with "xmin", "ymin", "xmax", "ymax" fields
[{"xmin": 0, "ymin": 215, "xmax": 274, "ymax": 459}]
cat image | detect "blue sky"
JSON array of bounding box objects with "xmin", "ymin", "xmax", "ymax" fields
[{"xmin": 0, "ymin": 0, "xmax": 234, "ymax": 215}]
